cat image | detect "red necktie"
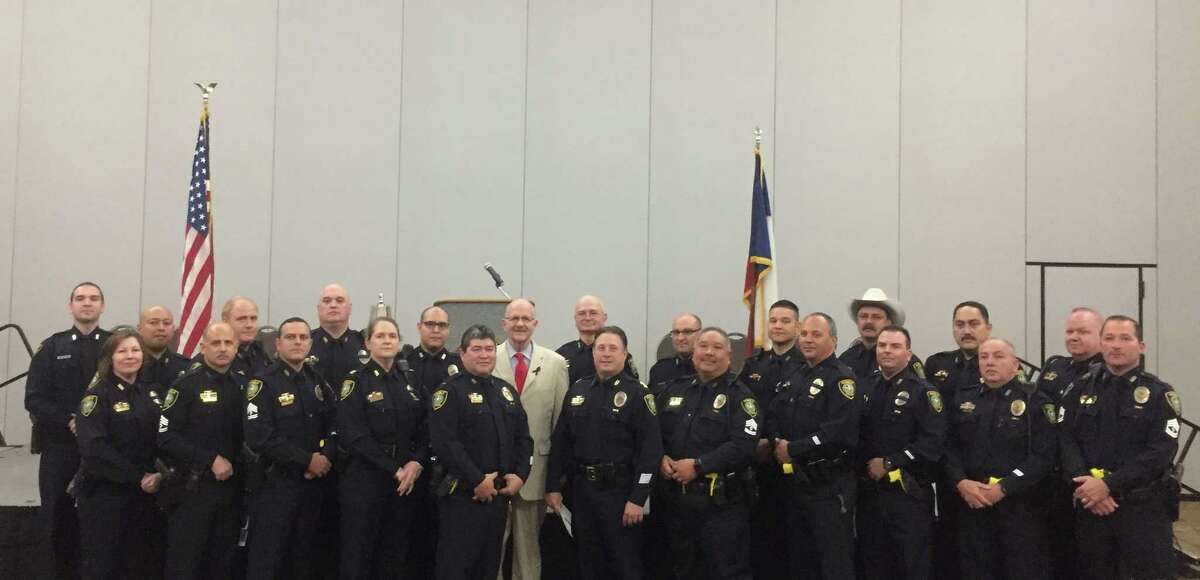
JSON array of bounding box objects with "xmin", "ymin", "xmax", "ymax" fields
[{"xmin": 514, "ymin": 352, "xmax": 528, "ymax": 393}]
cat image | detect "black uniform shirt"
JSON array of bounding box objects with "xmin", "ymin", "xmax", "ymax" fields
[
  {"xmin": 428, "ymin": 372, "xmax": 532, "ymax": 489},
  {"xmin": 76, "ymin": 376, "xmax": 159, "ymax": 484},
  {"xmin": 858, "ymin": 367, "xmax": 946, "ymax": 474},
  {"xmin": 404, "ymin": 346, "xmax": 463, "ymax": 396},
  {"xmin": 1058, "ymin": 366, "xmax": 1180, "ymax": 494},
  {"xmin": 924, "ymin": 349, "xmax": 980, "ymax": 402},
  {"xmin": 738, "ymin": 346, "xmax": 804, "ymax": 411},
  {"xmin": 945, "ymin": 378, "xmax": 1054, "ymax": 496},
  {"xmin": 1037, "ymin": 352, "xmax": 1103, "ymax": 404},
  {"xmin": 647, "ymin": 355, "xmax": 694, "ymax": 397},
  {"xmin": 25, "ymin": 326, "xmax": 111, "ymax": 440},
  {"xmin": 244, "ymin": 361, "xmax": 336, "ymax": 475},
  {"xmin": 546, "ymin": 372, "xmax": 663, "ymax": 505},
  {"xmin": 336, "ymin": 359, "xmax": 428, "ymax": 475},
  {"xmin": 310, "ymin": 327, "xmax": 366, "ymax": 388},
  {"xmin": 139, "ymin": 349, "xmax": 191, "ymax": 392},
  {"xmin": 656, "ymin": 371, "xmax": 757, "ymax": 475},
  {"xmin": 557, "ymin": 339, "xmax": 637, "ymax": 386},
  {"xmin": 765, "ymin": 354, "xmax": 862, "ymax": 463},
  {"xmin": 839, "ymin": 340, "xmax": 925, "ymax": 383},
  {"xmin": 158, "ymin": 362, "xmax": 246, "ymax": 471}
]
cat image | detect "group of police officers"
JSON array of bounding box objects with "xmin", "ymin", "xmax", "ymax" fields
[{"xmin": 24, "ymin": 282, "xmax": 1182, "ymax": 580}]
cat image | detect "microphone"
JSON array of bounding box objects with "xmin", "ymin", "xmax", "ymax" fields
[{"xmin": 483, "ymin": 263, "xmax": 512, "ymax": 299}]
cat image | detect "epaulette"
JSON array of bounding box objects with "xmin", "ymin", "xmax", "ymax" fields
[{"xmin": 179, "ymin": 362, "xmax": 206, "ymax": 379}]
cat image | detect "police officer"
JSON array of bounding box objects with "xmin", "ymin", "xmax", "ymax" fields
[
  {"xmin": 546, "ymin": 326, "xmax": 662, "ymax": 580},
  {"xmin": 945, "ymin": 338, "xmax": 1053, "ymax": 580},
  {"xmin": 1038, "ymin": 307, "xmax": 1103, "ymax": 580},
  {"xmin": 924, "ymin": 301, "xmax": 991, "ymax": 400},
  {"xmin": 75, "ymin": 329, "xmax": 164, "ymax": 580},
  {"xmin": 217, "ymin": 296, "xmax": 273, "ymax": 378},
  {"xmin": 137, "ymin": 305, "xmax": 190, "ymax": 388},
  {"xmin": 647, "ymin": 314, "xmax": 701, "ymax": 395},
  {"xmin": 243, "ymin": 318, "xmax": 336, "ymax": 580},
  {"xmin": 1037, "ymin": 307, "xmax": 1104, "ymax": 404},
  {"xmin": 557, "ymin": 295, "xmax": 636, "ymax": 384},
  {"xmin": 856, "ymin": 326, "xmax": 945, "ymax": 580},
  {"xmin": 1059, "ymin": 315, "xmax": 1180, "ymax": 580},
  {"xmin": 429, "ymin": 324, "xmax": 532, "ymax": 580},
  {"xmin": 310, "ymin": 284, "xmax": 366, "ymax": 388},
  {"xmin": 158, "ymin": 322, "xmax": 246, "ymax": 580},
  {"xmin": 335, "ymin": 316, "xmax": 428, "ymax": 580},
  {"xmin": 657, "ymin": 327, "xmax": 757, "ymax": 580},
  {"xmin": 25, "ymin": 281, "xmax": 111, "ymax": 580},
  {"xmin": 405, "ymin": 305, "xmax": 462, "ymax": 394},
  {"xmin": 839, "ymin": 288, "xmax": 924, "ymax": 380},
  {"xmin": 766, "ymin": 313, "xmax": 860, "ymax": 580},
  {"xmin": 739, "ymin": 299, "xmax": 802, "ymax": 579}
]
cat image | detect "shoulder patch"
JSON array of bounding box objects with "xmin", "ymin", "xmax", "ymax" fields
[
  {"xmin": 644, "ymin": 394, "xmax": 656, "ymax": 415},
  {"xmin": 246, "ymin": 379, "xmax": 263, "ymax": 401},
  {"xmin": 432, "ymin": 389, "xmax": 449, "ymax": 411},
  {"xmin": 927, "ymin": 390, "xmax": 943, "ymax": 413},
  {"xmin": 912, "ymin": 360, "xmax": 925, "ymax": 379},
  {"xmin": 80, "ymin": 395, "xmax": 98, "ymax": 416},
  {"xmin": 340, "ymin": 380, "xmax": 355, "ymax": 400},
  {"xmin": 1166, "ymin": 390, "xmax": 1182, "ymax": 416},
  {"xmin": 86, "ymin": 373, "xmax": 102, "ymax": 390},
  {"xmin": 742, "ymin": 398, "xmax": 758, "ymax": 418},
  {"xmin": 162, "ymin": 388, "xmax": 180, "ymax": 411},
  {"xmin": 838, "ymin": 379, "xmax": 856, "ymax": 400}
]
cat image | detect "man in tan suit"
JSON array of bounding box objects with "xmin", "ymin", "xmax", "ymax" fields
[{"xmin": 493, "ymin": 298, "xmax": 570, "ymax": 580}]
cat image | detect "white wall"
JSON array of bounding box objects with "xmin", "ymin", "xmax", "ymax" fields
[{"xmin": 2, "ymin": 1, "xmax": 1198, "ymax": 466}]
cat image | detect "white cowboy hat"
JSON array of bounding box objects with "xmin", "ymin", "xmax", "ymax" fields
[{"xmin": 849, "ymin": 288, "xmax": 906, "ymax": 326}]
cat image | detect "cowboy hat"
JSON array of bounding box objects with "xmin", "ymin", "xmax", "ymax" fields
[{"xmin": 849, "ymin": 288, "xmax": 906, "ymax": 326}]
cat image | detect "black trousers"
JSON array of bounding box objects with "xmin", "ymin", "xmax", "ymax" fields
[
  {"xmin": 661, "ymin": 483, "xmax": 751, "ymax": 580},
  {"xmin": 957, "ymin": 492, "xmax": 1050, "ymax": 580},
  {"xmin": 573, "ymin": 477, "xmax": 643, "ymax": 580},
  {"xmin": 749, "ymin": 466, "xmax": 787, "ymax": 580},
  {"xmin": 77, "ymin": 479, "xmax": 157, "ymax": 580},
  {"xmin": 1047, "ymin": 481, "xmax": 1080, "ymax": 580},
  {"xmin": 641, "ymin": 488, "xmax": 673, "ymax": 579},
  {"xmin": 165, "ymin": 478, "xmax": 241, "ymax": 580},
  {"xmin": 407, "ymin": 469, "xmax": 439, "ymax": 580},
  {"xmin": 313, "ymin": 473, "xmax": 340, "ymax": 580},
  {"xmin": 246, "ymin": 472, "xmax": 324, "ymax": 580},
  {"xmin": 1075, "ymin": 493, "xmax": 1176, "ymax": 580},
  {"xmin": 783, "ymin": 472, "xmax": 856, "ymax": 580},
  {"xmin": 435, "ymin": 492, "xmax": 509, "ymax": 580},
  {"xmin": 856, "ymin": 481, "xmax": 933, "ymax": 580},
  {"xmin": 338, "ymin": 465, "xmax": 423, "ymax": 580},
  {"xmin": 37, "ymin": 441, "xmax": 81, "ymax": 580},
  {"xmin": 931, "ymin": 478, "xmax": 959, "ymax": 580}
]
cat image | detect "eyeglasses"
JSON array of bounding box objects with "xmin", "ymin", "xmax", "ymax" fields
[
  {"xmin": 421, "ymin": 321, "xmax": 450, "ymax": 330},
  {"xmin": 505, "ymin": 316, "xmax": 535, "ymax": 324},
  {"xmin": 670, "ymin": 328, "xmax": 701, "ymax": 337}
]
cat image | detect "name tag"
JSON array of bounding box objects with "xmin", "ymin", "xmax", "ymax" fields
[
  {"xmin": 112, "ymin": 401, "xmax": 130, "ymax": 413},
  {"xmin": 56, "ymin": 354, "xmax": 72, "ymax": 360},
  {"xmin": 367, "ymin": 391, "xmax": 384, "ymax": 403},
  {"xmin": 668, "ymin": 396, "xmax": 683, "ymax": 407},
  {"xmin": 278, "ymin": 392, "xmax": 296, "ymax": 406},
  {"xmin": 468, "ymin": 392, "xmax": 484, "ymax": 404},
  {"xmin": 199, "ymin": 390, "xmax": 219, "ymax": 404},
  {"xmin": 570, "ymin": 395, "xmax": 585, "ymax": 406}
]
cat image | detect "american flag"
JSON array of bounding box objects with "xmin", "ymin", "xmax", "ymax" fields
[
  {"xmin": 178, "ymin": 105, "xmax": 214, "ymax": 358},
  {"xmin": 743, "ymin": 142, "xmax": 778, "ymax": 356}
]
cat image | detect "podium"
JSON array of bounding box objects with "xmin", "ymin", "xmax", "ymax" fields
[{"xmin": 433, "ymin": 298, "xmax": 512, "ymax": 343}]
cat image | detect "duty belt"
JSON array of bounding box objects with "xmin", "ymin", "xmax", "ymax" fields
[{"xmin": 576, "ymin": 462, "xmax": 631, "ymax": 486}]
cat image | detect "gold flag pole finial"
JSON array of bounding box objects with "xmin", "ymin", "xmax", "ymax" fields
[
  {"xmin": 194, "ymin": 82, "xmax": 217, "ymax": 105},
  {"xmin": 753, "ymin": 126, "xmax": 763, "ymax": 149}
]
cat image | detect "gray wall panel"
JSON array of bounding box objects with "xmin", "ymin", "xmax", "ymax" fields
[
  {"xmin": 522, "ymin": 0, "xmax": 651, "ymax": 363},
  {"xmin": 646, "ymin": 0, "xmax": 775, "ymax": 364},
  {"xmin": 0, "ymin": 0, "xmax": 22, "ymax": 439},
  {"xmin": 898, "ymin": 0, "xmax": 1027, "ymax": 357},
  {"xmin": 141, "ymin": 1, "xmax": 279, "ymax": 326},
  {"xmin": 268, "ymin": 0, "xmax": 404, "ymax": 329},
  {"xmin": 8, "ymin": 0, "xmax": 151, "ymax": 443},
  {"xmin": 1158, "ymin": 0, "xmax": 1200, "ymax": 475},
  {"xmin": 1026, "ymin": 0, "xmax": 1156, "ymax": 264},
  {"xmin": 775, "ymin": 0, "xmax": 901, "ymax": 342},
  {"xmin": 396, "ymin": 0, "xmax": 528, "ymax": 328}
]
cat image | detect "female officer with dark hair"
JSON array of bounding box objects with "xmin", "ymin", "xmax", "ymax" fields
[
  {"xmin": 337, "ymin": 316, "xmax": 429, "ymax": 580},
  {"xmin": 74, "ymin": 328, "xmax": 164, "ymax": 580}
]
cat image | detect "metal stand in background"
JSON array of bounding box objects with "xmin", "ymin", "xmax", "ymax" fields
[{"xmin": 0, "ymin": 324, "xmax": 36, "ymax": 447}]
